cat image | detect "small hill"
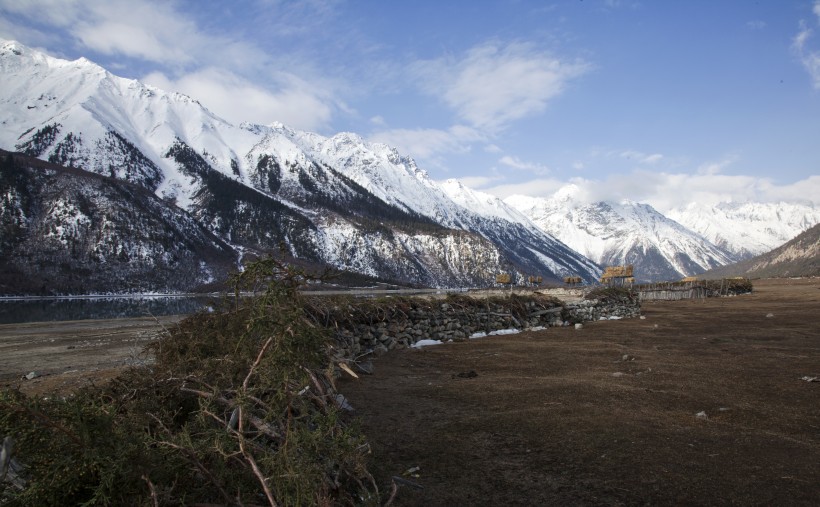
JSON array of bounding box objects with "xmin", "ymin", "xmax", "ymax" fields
[{"xmin": 700, "ymin": 222, "xmax": 820, "ymax": 279}]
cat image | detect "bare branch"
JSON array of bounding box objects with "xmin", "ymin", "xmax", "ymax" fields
[
  {"xmin": 142, "ymin": 475, "xmax": 159, "ymax": 507},
  {"xmin": 243, "ymin": 335, "xmax": 276, "ymax": 391}
]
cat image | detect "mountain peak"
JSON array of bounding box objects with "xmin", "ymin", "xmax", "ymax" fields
[
  {"xmin": 506, "ymin": 193, "xmax": 735, "ymax": 281},
  {"xmin": 553, "ymin": 183, "xmax": 582, "ymax": 202}
]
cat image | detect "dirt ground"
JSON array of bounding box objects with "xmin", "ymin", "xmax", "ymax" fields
[
  {"xmin": 339, "ymin": 278, "xmax": 820, "ymax": 506},
  {"xmin": 0, "ymin": 315, "xmax": 181, "ymax": 394},
  {"xmin": 1, "ymin": 279, "xmax": 818, "ymax": 505}
]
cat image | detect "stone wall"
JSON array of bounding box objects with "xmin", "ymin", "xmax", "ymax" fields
[{"xmin": 306, "ymin": 292, "xmax": 641, "ymax": 361}]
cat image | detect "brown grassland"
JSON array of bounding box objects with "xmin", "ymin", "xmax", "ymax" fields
[
  {"xmin": 339, "ymin": 277, "xmax": 820, "ymax": 505},
  {"xmin": 1, "ymin": 277, "xmax": 819, "ymax": 505}
]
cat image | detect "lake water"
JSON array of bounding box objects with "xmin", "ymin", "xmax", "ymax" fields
[
  {"xmin": 0, "ymin": 288, "xmax": 453, "ymax": 324},
  {"xmin": 0, "ymin": 295, "xmax": 219, "ymax": 324}
]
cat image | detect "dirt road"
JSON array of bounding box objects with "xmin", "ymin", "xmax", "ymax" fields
[{"xmin": 339, "ymin": 278, "xmax": 820, "ymax": 505}]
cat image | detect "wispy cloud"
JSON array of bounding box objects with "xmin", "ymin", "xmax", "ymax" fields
[
  {"xmin": 746, "ymin": 20, "xmax": 767, "ymax": 31},
  {"xmin": 792, "ymin": 1, "xmax": 820, "ymax": 89},
  {"xmin": 696, "ymin": 154, "xmax": 739, "ymax": 176},
  {"xmin": 368, "ymin": 125, "xmax": 485, "ymax": 162},
  {"xmin": 498, "ymin": 155, "xmax": 551, "ymax": 175},
  {"xmin": 0, "ymin": 0, "xmax": 263, "ymax": 67},
  {"xmin": 143, "ymin": 68, "xmax": 335, "ymax": 131},
  {"xmin": 455, "ymin": 175, "xmax": 505, "ymax": 189},
  {"xmin": 411, "ymin": 41, "xmax": 590, "ymax": 131},
  {"xmin": 486, "ymin": 171, "xmax": 820, "ymax": 213},
  {"xmin": 619, "ymin": 150, "xmax": 664, "ymax": 165},
  {"xmin": 0, "ymin": 0, "xmax": 343, "ymax": 131}
]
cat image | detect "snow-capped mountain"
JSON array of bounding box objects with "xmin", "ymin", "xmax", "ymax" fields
[
  {"xmin": 667, "ymin": 201, "xmax": 820, "ymax": 260},
  {"xmin": 0, "ymin": 40, "xmax": 600, "ymax": 292},
  {"xmin": 505, "ymin": 185, "xmax": 736, "ymax": 282},
  {"xmin": 700, "ymin": 222, "xmax": 820, "ymax": 279}
]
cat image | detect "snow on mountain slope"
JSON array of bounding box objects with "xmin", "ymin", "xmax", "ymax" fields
[
  {"xmin": 439, "ymin": 179, "xmax": 533, "ymax": 224},
  {"xmin": 0, "ymin": 40, "xmax": 601, "ymax": 287},
  {"xmin": 0, "ymin": 39, "xmax": 260, "ymax": 209},
  {"xmin": 667, "ymin": 201, "xmax": 820, "ymax": 260},
  {"xmin": 256, "ymin": 123, "xmax": 470, "ymax": 228},
  {"xmin": 701, "ymin": 222, "xmax": 820, "ymax": 279},
  {"xmin": 506, "ymin": 185, "xmax": 736, "ymax": 282}
]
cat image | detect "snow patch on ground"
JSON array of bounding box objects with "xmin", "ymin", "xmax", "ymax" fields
[
  {"xmin": 470, "ymin": 328, "xmax": 521, "ymax": 339},
  {"xmin": 412, "ymin": 339, "xmax": 445, "ymax": 348}
]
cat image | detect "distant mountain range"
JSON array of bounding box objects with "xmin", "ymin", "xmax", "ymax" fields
[
  {"xmin": 1, "ymin": 39, "xmax": 818, "ymax": 293},
  {"xmin": 667, "ymin": 201, "xmax": 820, "ymax": 259},
  {"xmin": 700, "ymin": 222, "xmax": 820, "ymax": 279},
  {"xmin": 505, "ymin": 186, "xmax": 737, "ymax": 282}
]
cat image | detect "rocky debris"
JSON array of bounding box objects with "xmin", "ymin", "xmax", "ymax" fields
[
  {"xmin": 334, "ymin": 394, "xmax": 354, "ymax": 412},
  {"xmin": 322, "ymin": 293, "xmax": 641, "ymax": 360}
]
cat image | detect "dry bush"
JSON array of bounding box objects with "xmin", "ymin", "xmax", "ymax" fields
[
  {"xmin": 1, "ymin": 257, "xmax": 378, "ymax": 506},
  {"xmin": 584, "ymin": 286, "xmax": 639, "ymax": 304}
]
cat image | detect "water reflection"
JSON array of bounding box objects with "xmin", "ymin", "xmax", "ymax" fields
[{"xmin": 0, "ymin": 295, "xmax": 219, "ymax": 324}]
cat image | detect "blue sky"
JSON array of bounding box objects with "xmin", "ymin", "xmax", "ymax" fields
[{"xmin": 1, "ymin": 0, "xmax": 819, "ymax": 211}]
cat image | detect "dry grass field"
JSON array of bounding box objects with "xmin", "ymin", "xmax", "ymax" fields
[
  {"xmin": 339, "ymin": 278, "xmax": 820, "ymax": 505},
  {"xmin": 1, "ymin": 278, "xmax": 818, "ymax": 505}
]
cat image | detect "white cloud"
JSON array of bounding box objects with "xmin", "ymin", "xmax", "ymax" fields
[
  {"xmin": 0, "ymin": 0, "xmax": 263, "ymax": 67},
  {"xmin": 412, "ymin": 41, "xmax": 590, "ymax": 131},
  {"xmin": 483, "ymin": 144, "xmax": 502, "ymax": 154},
  {"xmin": 793, "ymin": 19, "xmax": 820, "ymax": 89},
  {"xmin": 369, "ymin": 115, "xmax": 386, "ymax": 127},
  {"xmin": 696, "ymin": 154, "xmax": 738, "ymax": 176},
  {"xmin": 142, "ymin": 69, "xmax": 334, "ymax": 131},
  {"xmin": 368, "ymin": 125, "xmax": 485, "ymax": 161},
  {"xmin": 456, "ymin": 175, "xmax": 505, "ymax": 189},
  {"xmin": 620, "ymin": 150, "xmax": 664, "ymax": 165},
  {"xmin": 498, "ymin": 155, "xmax": 550, "ymax": 175},
  {"xmin": 484, "ymin": 171, "xmax": 820, "ymax": 213},
  {"xmin": 746, "ymin": 20, "xmax": 767, "ymax": 30},
  {"xmin": 481, "ymin": 177, "xmax": 569, "ymax": 200},
  {"xmin": 0, "ymin": 0, "xmax": 345, "ymax": 132}
]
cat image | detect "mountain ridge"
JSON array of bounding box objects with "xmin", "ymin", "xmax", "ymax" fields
[
  {"xmin": 0, "ymin": 39, "xmax": 601, "ymax": 292},
  {"xmin": 668, "ymin": 201, "xmax": 820, "ymax": 259},
  {"xmin": 505, "ymin": 187, "xmax": 738, "ymax": 282},
  {"xmin": 699, "ymin": 222, "xmax": 820, "ymax": 279}
]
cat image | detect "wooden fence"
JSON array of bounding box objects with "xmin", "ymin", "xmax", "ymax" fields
[
  {"xmin": 637, "ymin": 282, "xmax": 707, "ymax": 301},
  {"xmin": 636, "ymin": 279, "xmax": 748, "ymax": 301}
]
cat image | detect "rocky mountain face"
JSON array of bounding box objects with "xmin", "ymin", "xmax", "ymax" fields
[
  {"xmin": 505, "ymin": 186, "xmax": 737, "ymax": 282},
  {"xmin": 0, "ymin": 40, "xmax": 601, "ymax": 293},
  {"xmin": 700, "ymin": 222, "xmax": 820, "ymax": 279},
  {"xmin": 0, "ymin": 150, "xmax": 237, "ymax": 295}
]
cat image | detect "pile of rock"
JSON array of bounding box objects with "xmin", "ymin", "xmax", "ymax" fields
[{"xmin": 308, "ymin": 292, "xmax": 641, "ymax": 360}]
